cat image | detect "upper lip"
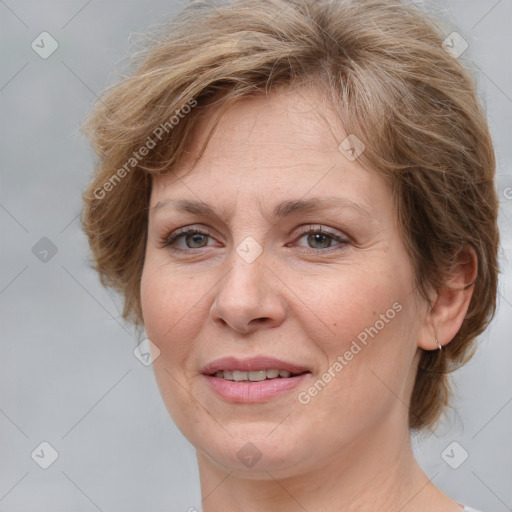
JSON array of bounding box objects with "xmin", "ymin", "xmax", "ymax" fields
[{"xmin": 201, "ymin": 356, "xmax": 311, "ymax": 375}]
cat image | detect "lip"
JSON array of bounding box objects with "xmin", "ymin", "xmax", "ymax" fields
[
  {"xmin": 201, "ymin": 356, "xmax": 311, "ymax": 403},
  {"xmin": 203, "ymin": 373, "xmax": 310, "ymax": 403},
  {"xmin": 201, "ymin": 356, "xmax": 310, "ymax": 375}
]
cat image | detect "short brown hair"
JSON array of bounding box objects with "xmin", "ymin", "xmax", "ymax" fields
[{"xmin": 81, "ymin": 0, "xmax": 500, "ymax": 431}]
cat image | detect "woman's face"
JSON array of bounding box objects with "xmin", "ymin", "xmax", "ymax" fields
[{"xmin": 141, "ymin": 86, "xmax": 427, "ymax": 478}]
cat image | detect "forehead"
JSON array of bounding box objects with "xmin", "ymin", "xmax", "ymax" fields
[
  {"xmin": 150, "ymin": 86, "xmax": 390, "ymax": 218},
  {"xmin": 188, "ymin": 86, "xmax": 345, "ymax": 169}
]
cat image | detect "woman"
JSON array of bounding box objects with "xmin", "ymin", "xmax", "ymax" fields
[{"xmin": 81, "ymin": 0, "xmax": 499, "ymax": 510}]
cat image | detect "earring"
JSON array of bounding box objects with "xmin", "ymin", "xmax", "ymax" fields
[{"xmin": 435, "ymin": 338, "xmax": 442, "ymax": 351}]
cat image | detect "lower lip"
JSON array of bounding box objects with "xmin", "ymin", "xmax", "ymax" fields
[{"xmin": 203, "ymin": 373, "xmax": 310, "ymax": 403}]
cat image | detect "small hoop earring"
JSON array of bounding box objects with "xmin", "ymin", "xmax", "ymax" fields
[{"xmin": 418, "ymin": 338, "xmax": 447, "ymax": 373}]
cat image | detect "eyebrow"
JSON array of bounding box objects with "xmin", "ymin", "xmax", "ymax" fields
[{"xmin": 152, "ymin": 197, "xmax": 373, "ymax": 222}]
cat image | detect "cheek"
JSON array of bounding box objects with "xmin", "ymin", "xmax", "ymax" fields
[
  {"xmin": 140, "ymin": 264, "xmax": 172, "ymax": 340},
  {"xmin": 140, "ymin": 262, "xmax": 205, "ymax": 432},
  {"xmin": 296, "ymin": 258, "xmax": 417, "ymax": 398},
  {"xmin": 140, "ymin": 261, "xmax": 200, "ymax": 358},
  {"xmin": 293, "ymin": 263, "xmax": 405, "ymax": 347}
]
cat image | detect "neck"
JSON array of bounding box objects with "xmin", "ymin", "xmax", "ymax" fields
[{"xmin": 196, "ymin": 412, "xmax": 444, "ymax": 512}]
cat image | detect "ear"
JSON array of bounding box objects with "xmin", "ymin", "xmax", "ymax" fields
[{"xmin": 417, "ymin": 246, "xmax": 478, "ymax": 350}]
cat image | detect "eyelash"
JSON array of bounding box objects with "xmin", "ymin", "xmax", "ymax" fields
[{"xmin": 160, "ymin": 225, "xmax": 350, "ymax": 254}]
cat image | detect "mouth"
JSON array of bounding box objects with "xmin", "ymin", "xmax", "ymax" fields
[
  {"xmin": 208, "ymin": 369, "xmax": 310, "ymax": 381},
  {"xmin": 201, "ymin": 356, "xmax": 312, "ymax": 402},
  {"xmin": 201, "ymin": 356, "xmax": 311, "ymax": 378}
]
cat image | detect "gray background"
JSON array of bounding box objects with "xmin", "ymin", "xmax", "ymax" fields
[{"xmin": 1, "ymin": 0, "xmax": 511, "ymax": 511}]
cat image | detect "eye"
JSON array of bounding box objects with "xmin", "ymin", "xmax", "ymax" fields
[
  {"xmin": 160, "ymin": 224, "xmax": 349, "ymax": 253},
  {"xmin": 161, "ymin": 227, "xmax": 216, "ymax": 251},
  {"xmin": 293, "ymin": 225, "xmax": 349, "ymax": 251}
]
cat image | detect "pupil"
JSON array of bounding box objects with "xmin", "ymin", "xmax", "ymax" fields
[
  {"xmin": 187, "ymin": 233, "xmax": 206, "ymax": 247},
  {"xmin": 309, "ymin": 233, "xmax": 330, "ymax": 248}
]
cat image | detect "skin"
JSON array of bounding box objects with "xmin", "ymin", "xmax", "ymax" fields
[{"xmin": 140, "ymin": 85, "xmax": 476, "ymax": 512}]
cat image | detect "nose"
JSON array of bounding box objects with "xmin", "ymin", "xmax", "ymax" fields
[{"xmin": 209, "ymin": 247, "xmax": 287, "ymax": 334}]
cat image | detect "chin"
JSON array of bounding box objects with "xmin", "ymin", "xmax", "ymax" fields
[
  {"xmin": 192, "ymin": 422, "xmax": 315, "ymax": 477},
  {"xmin": 200, "ymin": 444, "xmax": 308, "ymax": 479}
]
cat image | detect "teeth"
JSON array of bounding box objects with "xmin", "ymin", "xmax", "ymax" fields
[
  {"xmin": 233, "ymin": 370, "xmax": 247, "ymax": 381},
  {"xmin": 248, "ymin": 370, "xmax": 267, "ymax": 382},
  {"xmin": 213, "ymin": 369, "xmax": 299, "ymax": 381}
]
